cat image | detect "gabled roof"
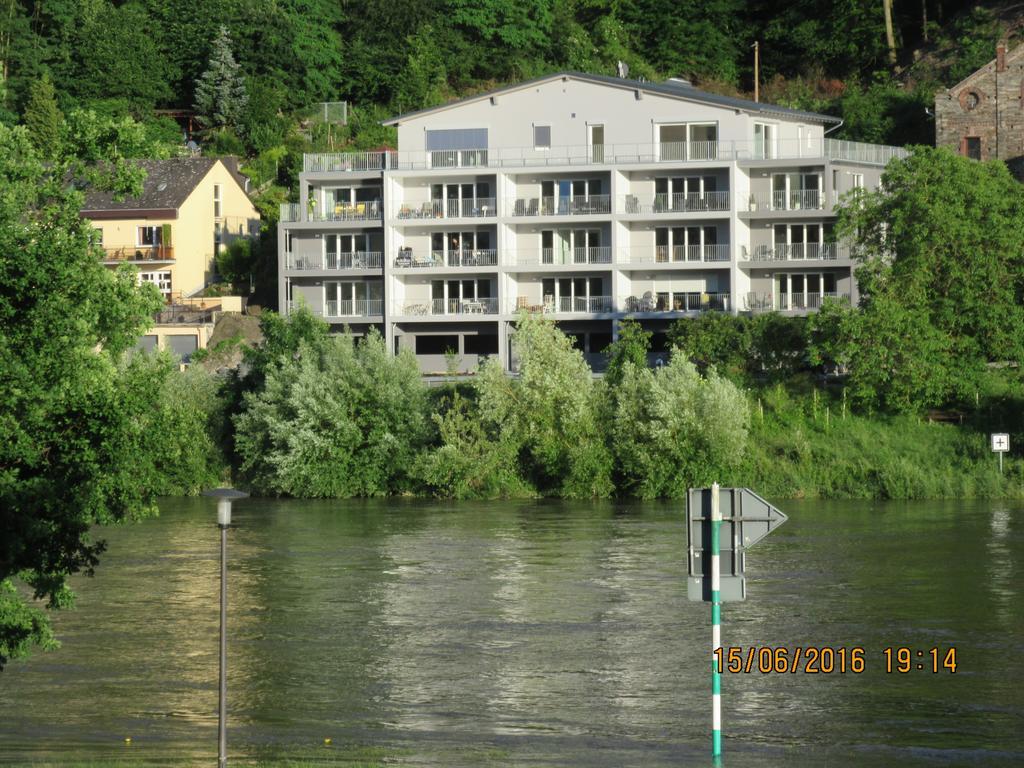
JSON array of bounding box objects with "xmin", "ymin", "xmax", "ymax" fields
[
  {"xmin": 80, "ymin": 157, "xmax": 235, "ymax": 214},
  {"xmin": 941, "ymin": 41, "xmax": 1024, "ymax": 95},
  {"xmin": 383, "ymin": 71, "xmax": 841, "ymax": 126}
]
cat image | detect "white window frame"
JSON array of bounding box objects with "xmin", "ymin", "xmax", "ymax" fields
[
  {"xmin": 753, "ymin": 122, "xmax": 776, "ymax": 159},
  {"xmin": 214, "ymin": 184, "xmax": 222, "ymax": 218}
]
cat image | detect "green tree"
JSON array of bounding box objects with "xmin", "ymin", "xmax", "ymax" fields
[
  {"xmin": 23, "ymin": 73, "xmax": 62, "ymax": 158},
  {"xmin": 604, "ymin": 318, "xmax": 651, "ymax": 388},
  {"xmin": 477, "ymin": 312, "xmax": 613, "ymax": 498},
  {"xmin": 216, "ymin": 238, "xmax": 254, "ymax": 286},
  {"xmin": 668, "ymin": 313, "xmax": 751, "ymax": 377},
  {"xmin": 835, "ymin": 147, "xmax": 1024, "ymax": 411},
  {"xmin": 0, "ymin": 125, "xmax": 165, "ymax": 669},
  {"xmin": 194, "ymin": 25, "xmax": 249, "ymax": 130},
  {"xmin": 612, "ymin": 354, "xmax": 749, "ymax": 498},
  {"xmin": 234, "ymin": 327, "xmax": 429, "ymax": 497}
]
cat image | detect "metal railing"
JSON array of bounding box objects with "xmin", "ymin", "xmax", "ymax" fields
[
  {"xmin": 394, "ymin": 197, "xmax": 497, "ymax": 219},
  {"xmin": 280, "ymin": 203, "xmax": 301, "ymax": 222},
  {"xmin": 623, "ymin": 244, "xmax": 731, "ymax": 263},
  {"xmin": 396, "ymin": 298, "xmax": 499, "ymax": 315},
  {"xmin": 311, "ymin": 200, "xmax": 383, "ymax": 222},
  {"xmin": 621, "ymin": 191, "xmax": 730, "ymax": 214},
  {"xmin": 325, "ymin": 299, "xmax": 384, "ymax": 317},
  {"xmin": 531, "ymin": 295, "xmax": 615, "ymax": 313},
  {"xmin": 301, "ymin": 139, "xmax": 906, "ymax": 174},
  {"xmin": 510, "ymin": 195, "xmax": 612, "ymax": 216},
  {"xmin": 530, "ymin": 246, "xmax": 613, "ymax": 265},
  {"xmin": 393, "ymin": 249, "xmax": 498, "ymax": 268},
  {"xmin": 101, "ymin": 245, "xmax": 175, "ymax": 262},
  {"xmin": 286, "ymin": 251, "xmax": 383, "ymax": 270},
  {"xmin": 741, "ymin": 243, "xmax": 847, "ymax": 261},
  {"xmin": 154, "ymin": 306, "xmax": 215, "ymax": 324},
  {"xmin": 743, "ymin": 189, "xmax": 825, "ymax": 211},
  {"xmin": 777, "ymin": 292, "xmax": 850, "ymax": 310},
  {"xmin": 623, "ymin": 292, "xmax": 731, "ymax": 312}
]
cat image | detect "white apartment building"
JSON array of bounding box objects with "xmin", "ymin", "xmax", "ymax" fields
[{"xmin": 278, "ymin": 72, "xmax": 906, "ymax": 373}]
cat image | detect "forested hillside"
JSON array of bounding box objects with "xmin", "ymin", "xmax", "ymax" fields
[{"xmin": 1, "ymin": 1, "xmax": 1018, "ymax": 148}]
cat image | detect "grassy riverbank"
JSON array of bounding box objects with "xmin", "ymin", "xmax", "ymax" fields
[{"xmin": 738, "ymin": 382, "xmax": 1024, "ymax": 500}]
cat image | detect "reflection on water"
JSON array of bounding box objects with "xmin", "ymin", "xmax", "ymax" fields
[{"xmin": 0, "ymin": 498, "xmax": 1021, "ymax": 767}]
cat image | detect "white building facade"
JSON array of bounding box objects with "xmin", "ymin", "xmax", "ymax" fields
[{"xmin": 278, "ymin": 72, "xmax": 905, "ymax": 373}]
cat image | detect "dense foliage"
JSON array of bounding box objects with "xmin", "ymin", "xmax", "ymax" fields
[{"xmin": 0, "ymin": 125, "xmax": 167, "ymax": 669}]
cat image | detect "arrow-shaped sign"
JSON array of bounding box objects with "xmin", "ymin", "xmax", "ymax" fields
[{"xmin": 686, "ymin": 487, "xmax": 788, "ymax": 602}]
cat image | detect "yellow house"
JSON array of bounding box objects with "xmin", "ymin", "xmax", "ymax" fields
[{"xmin": 81, "ymin": 156, "xmax": 260, "ymax": 300}]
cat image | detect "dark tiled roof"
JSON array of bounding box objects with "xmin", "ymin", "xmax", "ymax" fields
[
  {"xmin": 384, "ymin": 71, "xmax": 841, "ymax": 126},
  {"xmin": 80, "ymin": 157, "xmax": 219, "ymax": 212}
]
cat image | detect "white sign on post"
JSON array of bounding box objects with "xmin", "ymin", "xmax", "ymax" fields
[{"xmin": 992, "ymin": 433, "xmax": 1010, "ymax": 452}]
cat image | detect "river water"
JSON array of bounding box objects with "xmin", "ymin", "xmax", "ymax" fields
[{"xmin": 1, "ymin": 498, "xmax": 1021, "ymax": 767}]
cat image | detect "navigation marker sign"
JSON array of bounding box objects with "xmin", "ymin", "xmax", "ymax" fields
[
  {"xmin": 686, "ymin": 486, "xmax": 788, "ymax": 602},
  {"xmin": 687, "ymin": 485, "xmax": 788, "ymax": 762},
  {"xmin": 992, "ymin": 433, "xmax": 1009, "ymax": 473}
]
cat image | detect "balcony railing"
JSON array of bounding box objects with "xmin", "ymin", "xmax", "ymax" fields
[
  {"xmin": 741, "ymin": 244, "xmax": 847, "ymax": 262},
  {"xmin": 325, "ymin": 299, "xmax": 384, "ymax": 317},
  {"xmin": 620, "ymin": 244, "xmax": 730, "ymax": 264},
  {"xmin": 622, "ymin": 191, "xmax": 730, "ymax": 214},
  {"xmin": 395, "ymin": 197, "xmax": 496, "ymax": 219},
  {"xmin": 526, "ymin": 295, "xmax": 615, "ymax": 313},
  {"xmin": 396, "ymin": 298, "xmax": 499, "ymax": 315},
  {"xmin": 509, "ymin": 195, "xmax": 612, "ymax": 216},
  {"xmin": 393, "ymin": 249, "xmax": 498, "ymax": 268},
  {"xmin": 102, "ymin": 245, "xmax": 175, "ymax": 262},
  {"xmin": 743, "ymin": 189, "xmax": 824, "ymax": 212},
  {"xmin": 311, "ymin": 200, "xmax": 383, "ymax": 222},
  {"xmin": 623, "ymin": 292, "xmax": 730, "ymax": 312},
  {"xmin": 777, "ymin": 292, "xmax": 851, "ymax": 310},
  {"xmin": 302, "ymin": 138, "xmax": 906, "ymax": 173},
  {"xmin": 286, "ymin": 251, "xmax": 383, "ymax": 270},
  {"xmin": 280, "ymin": 203, "xmax": 300, "ymax": 222},
  {"xmin": 520, "ymin": 246, "xmax": 613, "ymax": 265}
]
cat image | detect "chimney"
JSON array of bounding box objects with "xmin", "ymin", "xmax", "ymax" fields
[{"xmin": 997, "ymin": 41, "xmax": 1007, "ymax": 73}]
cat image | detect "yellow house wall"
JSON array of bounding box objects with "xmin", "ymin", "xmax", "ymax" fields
[
  {"xmin": 92, "ymin": 217, "xmax": 177, "ymax": 294},
  {"xmin": 176, "ymin": 161, "xmax": 261, "ymax": 297}
]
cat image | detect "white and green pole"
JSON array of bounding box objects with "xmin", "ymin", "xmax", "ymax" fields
[{"xmin": 710, "ymin": 482, "xmax": 723, "ymax": 761}]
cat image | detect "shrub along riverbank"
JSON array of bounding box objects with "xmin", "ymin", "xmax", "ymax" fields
[{"xmin": 153, "ymin": 309, "xmax": 1024, "ymax": 503}]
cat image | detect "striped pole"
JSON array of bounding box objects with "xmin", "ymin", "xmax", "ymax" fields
[{"xmin": 710, "ymin": 482, "xmax": 723, "ymax": 760}]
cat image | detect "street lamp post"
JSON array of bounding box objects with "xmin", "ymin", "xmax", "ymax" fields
[{"xmin": 202, "ymin": 488, "xmax": 249, "ymax": 768}]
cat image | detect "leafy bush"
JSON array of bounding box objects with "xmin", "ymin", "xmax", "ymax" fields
[
  {"xmin": 612, "ymin": 354, "xmax": 750, "ymax": 498},
  {"xmin": 478, "ymin": 312, "xmax": 613, "ymax": 498},
  {"xmin": 234, "ymin": 330, "xmax": 428, "ymax": 497}
]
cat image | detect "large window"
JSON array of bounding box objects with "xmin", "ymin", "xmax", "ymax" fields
[
  {"xmin": 213, "ymin": 184, "xmax": 222, "ymax": 218},
  {"xmin": 657, "ymin": 123, "xmax": 718, "ymax": 161},
  {"xmin": 753, "ymin": 123, "xmax": 775, "ymax": 159},
  {"xmin": 137, "ymin": 226, "xmax": 162, "ymax": 246},
  {"xmin": 965, "ymin": 136, "xmax": 982, "ymax": 160},
  {"xmin": 139, "ymin": 270, "xmax": 172, "ymax": 295},
  {"xmin": 425, "ymin": 128, "xmax": 488, "ymax": 168}
]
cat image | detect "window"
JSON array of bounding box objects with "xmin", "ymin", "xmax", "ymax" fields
[
  {"xmin": 534, "ymin": 125, "xmax": 551, "ymax": 149},
  {"xmin": 851, "ymin": 173, "xmax": 864, "ymax": 190},
  {"xmin": 214, "ymin": 184, "xmax": 222, "ymax": 218},
  {"xmin": 753, "ymin": 123, "xmax": 774, "ymax": 159},
  {"xmin": 416, "ymin": 335, "xmax": 459, "ymax": 355},
  {"xmin": 464, "ymin": 335, "xmax": 498, "ymax": 355},
  {"xmin": 139, "ymin": 271, "xmax": 172, "ymax": 294},
  {"xmin": 138, "ymin": 226, "xmax": 162, "ymax": 246},
  {"xmin": 964, "ymin": 137, "xmax": 982, "ymax": 161},
  {"xmin": 425, "ymin": 128, "xmax": 488, "ymax": 168},
  {"xmin": 94, "ymin": 228, "xmax": 103, "ymax": 246}
]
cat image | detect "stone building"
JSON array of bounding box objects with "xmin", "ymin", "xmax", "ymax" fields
[{"xmin": 936, "ymin": 41, "xmax": 1024, "ymax": 176}]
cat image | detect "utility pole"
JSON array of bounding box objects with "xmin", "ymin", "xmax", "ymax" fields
[{"xmin": 752, "ymin": 41, "xmax": 760, "ymax": 102}]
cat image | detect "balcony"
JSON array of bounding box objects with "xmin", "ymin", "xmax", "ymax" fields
[
  {"xmin": 395, "ymin": 198, "xmax": 496, "ymax": 220},
  {"xmin": 516, "ymin": 295, "xmax": 614, "ymax": 314},
  {"xmin": 393, "ymin": 249, "xmax": 498, "ymax": 268},
  {"xmin": 326, "ymin": 299, "xmax": 383, "ymax": 317},
  {"xmin": 285, "ymin": 251, "xmax": 383, "ymax": 270},
  {"xmin": 509, "ymin": 195, "xmax": 612, "ymax": 216},
  {"xmin": 746, "ymin": 190, "xmax": 825, "ymax": 212},
  {"xmin": 623, "ymin": 292, "xmax": 730, "ymax": 313},
  {"xmin": 396, "ymin": 298, "xmax": 499, "ymax": 316},
  {"xmin": 311, "ymin": 200, "xmax": 382, "ymax": 222},
  {"xmin": 513, "ymin": 247, "xmax": 614, "ymax": 266},
  {"xmin": 740, "ymin": 244, "xmax": 848, "ymax": 262},
  {"xmin": 775, "ymin": 292, "xmax": 851, "ymax": 311},
  {"xmin": 101, "ymin": 245, "xmax": 175, "ymax": 263},
  {"xmin": 302, "ymin": 139, "xmax": 906, "ymax": 173},
  {"xmin": 625, "ymin": 244, "xmax": 731, "ymax": 264},
  {"xmin": 622, "ymin": 191, "xmax": 730, "ymax": 215}
]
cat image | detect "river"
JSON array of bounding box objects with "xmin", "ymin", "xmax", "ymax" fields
[{"xmin": 1, "ymin": 498, "xmax": 1021, "ymax": 766}]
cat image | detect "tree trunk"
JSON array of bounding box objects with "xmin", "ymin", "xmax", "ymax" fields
[
  {"xmin": 883, "ymin": 0, "xmax": 898, "ymax": 67},
  {"xmin": 922, "ymin": 0, "xmax": 928, "ymax": 43}
]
